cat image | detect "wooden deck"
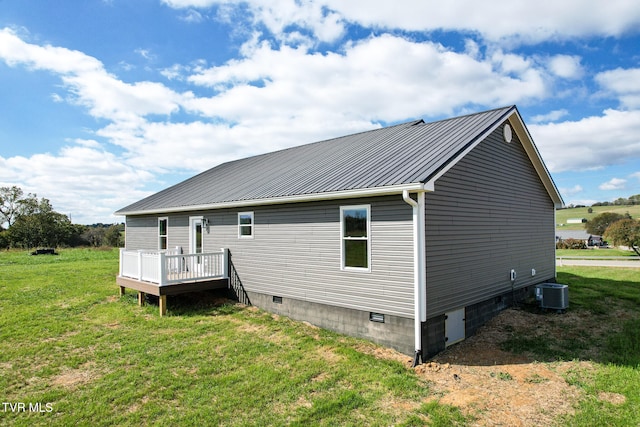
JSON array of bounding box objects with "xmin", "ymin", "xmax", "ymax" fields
[
  {"xmin": 117, "ymin": 275, "xmax": 229, "ymax": 316},
  {"xmin": 117, "ymin": 248, "xmax": 230, "ymax": 316}
]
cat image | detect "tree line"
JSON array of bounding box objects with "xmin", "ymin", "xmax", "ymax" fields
[
  {"xmin": 562, "ymin": 193, "xmax": 640, "ymax": 209},
  {"xmin": 0, "ymin": 186, "xmax": 123, "ymax": 250},
  {"xmin": 592, "ymin": 194, "xmax": 640, "ymax": 207},
  {"xmin": 585, "ymin": 212, "xmax": 640, "ymax": 256}
]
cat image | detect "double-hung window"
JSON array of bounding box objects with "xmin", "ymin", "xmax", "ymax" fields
[
  {"xmin": 238, "ymin": 212, "xmax": 254, "ymax": 238},
  {"xmin": 340, "ymin": 205, "xmax": 370, "ymax": 271},
  {"xmin": 158, "ymin": 217, "xmax": 168, "ymax": 250}
]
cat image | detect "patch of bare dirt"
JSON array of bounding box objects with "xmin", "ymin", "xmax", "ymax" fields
[
  {"xmin": 358, "ymin": 307, "xmax": 603, "ymax": 426},
  {"xmin": 51, "ymin": 362, "xmax": 102, "ymax": 389},
  {"xmin": 127, "ymin": 396, "xmax": 149, "ymax": 413},
  {"xmin": 420, "ymin": 308, "xmax": 597, "ymax": 426},
  {"xmin": 316, "ymin": 346, "xmax": 344, "ymax": 364},
  {"xmin": 106, "ymin": 295, "xmax": 119, "ymax": 303},
  {"xmin": 598, "ymin": 391, "xmax": 626, "ymax": 405}
]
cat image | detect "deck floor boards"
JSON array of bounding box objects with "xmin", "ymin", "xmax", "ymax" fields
[{"xmin": 117, "ymin": 276, "xmax": 229, "ymax": 296}]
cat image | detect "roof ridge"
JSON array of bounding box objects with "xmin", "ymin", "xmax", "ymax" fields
[{"xmin": 418, "ymin": 105, "xmax": 515, "ymax": 127}]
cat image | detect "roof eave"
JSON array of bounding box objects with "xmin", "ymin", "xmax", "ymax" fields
[{"xmin": 115, "ymin": 182, "xmax": 429, "ymax": 216}]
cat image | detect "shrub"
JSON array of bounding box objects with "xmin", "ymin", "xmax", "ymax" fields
[{"xmin": 556, "ymin": 238, "xmax": 587, "ymax": 249}]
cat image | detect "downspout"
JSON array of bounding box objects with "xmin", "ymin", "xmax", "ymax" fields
[{"xmin": 403, "ymin": 190, "xmax": 427, "ymax": 367}]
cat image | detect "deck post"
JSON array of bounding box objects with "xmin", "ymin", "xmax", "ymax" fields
[
  {"xmin": 119, "ymin": 248, "xmax": 125, "ymax": 277},
  {"xmin": 137, "ymin": 250, "xmax": 143, "ymax": 281},
  {"xmin": 119, "ymin": 286, "xmax": 125, "ymax": 296},
  {"xmin": 221, "ymin": 248, "xmax": 229, "ymax": 278},
  {"xmin": 138, "ymin": 291, "xmax": 145, "ymax": 306},
  {"xmin": 159, "ymin": 295, "xmax": 167, "ymax": 316},
  {"xmin": 159, "ymin": 252, "xmax": 167, "ymax": 286}
]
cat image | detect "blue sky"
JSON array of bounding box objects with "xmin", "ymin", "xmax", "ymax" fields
[{"xmin": 1, "ymin": 0, "xmax": 640, "ymax": 224}]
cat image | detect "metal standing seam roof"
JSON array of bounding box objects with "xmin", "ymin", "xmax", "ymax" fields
[{"xmin": 116, "ymin": 105, "xmax": 559, "ymax": 215}]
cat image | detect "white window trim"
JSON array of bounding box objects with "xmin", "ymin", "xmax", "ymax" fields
[
  {"xmin": 158, "ymin": 217, "xmax": 168, "ymax": 251},
  {"xmin": 340, "ymin": 204, "xmax": 371, "ymax": 272},
  {"xmin": 238, "ymin": 211, "xmax": 254, "ymax": 239}
]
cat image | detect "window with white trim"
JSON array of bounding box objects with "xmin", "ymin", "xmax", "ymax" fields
[
  {"xmin": 340, "ymin": 205, "xmax": 370, "ymax": 270},
  {"xmin": 158, "ymin": 217, "xmax": 168, "ymax": 250},
  {"xmin": 238, "ymin": 212, "xmax": 254, "ymax": 238}
]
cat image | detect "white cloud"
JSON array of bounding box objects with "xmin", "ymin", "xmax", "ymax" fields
[
  {"xmin": 547, "ymin": 55, "xmax": 583, "ymax": 79},
  {"xmin": 0, "ymin": 28, "xmax": 102, "ymax": 74},
  {"xmin": 325, "ymin": 1, "xmax": 640, "ymax": 43},
  {"xmin": 599, "ymin": 178, "xmax": 627, "ymax": 191},
  {"xmin": 595, "ymin": 68, "xmax": 640, "ymax": 108},
  {"xmin": 0, "ymin": 28, "xmax": 187, "ymax": 123},
  {"xmin": 179, "ymin": 9, "xmax": 205, "ymax": 23},
  {"xmin": 135, "ymin": 48, "xmax": 154, "ymax": 60},
  {"xmin": 165, "ymin": 0, "xmax": 345, "ymax": 43},
  {"xmin": 0, "ymin": 142, "xmax": 153, "ymax": 224},
  {"xmin": 61, "ymin": 72, "xmax": 184, "ymax": 121},
  {"xmin": 530, "ymin": 109, "xmax": 640, "ymax": 173},
  {"xmin": 187, "ymin": 35, "xmax": 548, "ymax": 122},
  {"xmin": 530, "ymin": 109, "xmax": 569, "ymax": 123},
  {"xmin": 162, "ymin": 0, "xmax": 640, "ymax": 44},
  {"xmin": 560, "ymin": 185, "xmax": 583, "ymax": 196}
]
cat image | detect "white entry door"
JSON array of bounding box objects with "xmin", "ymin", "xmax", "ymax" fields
[{"xmin": 189, "ymin": 217, "xmax": 204, "ymax": 263}]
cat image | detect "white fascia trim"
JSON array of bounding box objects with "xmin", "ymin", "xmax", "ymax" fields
[
  {"xmin": 116, "ymin": 182, "xmax": 427, "ymax": 216},
  {"xmin": 509, "ymin": 112, "xmax": 565, "ymax": 209}
]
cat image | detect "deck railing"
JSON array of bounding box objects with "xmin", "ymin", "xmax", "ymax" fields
[{"xmin": 119, "ymin": 248, "xmax": 229, "ymax": 286}]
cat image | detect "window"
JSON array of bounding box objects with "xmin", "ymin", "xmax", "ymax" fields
[
  {"xmin": 340, "ymin": 205, "xmax": 370, "ymax": 270},
  {"xmin": 158, "ymin": 217, "xmax": 168, "ymax": 250},
  {"xmin": 238, "ymin": 212, "xmax": 254, "ymax": 238}
]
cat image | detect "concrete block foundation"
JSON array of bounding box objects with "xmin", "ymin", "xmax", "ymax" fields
[
  {"xmin": 240, "ymin": 285, "xmax": 539, "ymax": 360},
  {"xmin": 245, "ymin": 290, "xmax": 416, "ymax": 356}
]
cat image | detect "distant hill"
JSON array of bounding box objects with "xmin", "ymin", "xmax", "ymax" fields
[{"xmin": 556, "ymin": 205, "xmax": 640, "ymax": 230}]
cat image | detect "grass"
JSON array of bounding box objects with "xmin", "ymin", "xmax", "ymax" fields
[
  {"xmin": 556, "ymin": 204, "xmax": 640, "ymax": 229},
  {"xmin": 556, "ymin": 248, "xmax": 639, "ymax": 257},
  {"xmin": 0, "ymin": 248, "xmax": 445, "ymax": 426},
  {"xmin": 505, "ymin": 266, "xmax": 640, "ymax": 426},
  {"xmin": 1, "ymin": 249, "xmax": 639, "ymax": 425}
]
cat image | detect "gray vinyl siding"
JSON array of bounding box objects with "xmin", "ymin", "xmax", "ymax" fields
[
  {"xmin": 125, "ymin": 216, "xmax": 157, "ymax": 250},
  {"xmin": 125, "ymin": 196, "xmax": 415, "ymax": 317},
  {"xmin": 125, "ymin": 216, "xmax": 190, "ymax": 252},
  {"xmin": 424, "ymin": 122, "xmax": 556, "ymax": 317}
]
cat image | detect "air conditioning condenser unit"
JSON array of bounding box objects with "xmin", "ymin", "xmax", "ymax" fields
[{"xmin": 535, "ymin": 283, "xmax": 569, "ymax": 311}]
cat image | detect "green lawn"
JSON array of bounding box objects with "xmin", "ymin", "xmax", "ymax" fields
[
  {"xmin": 0, "ymin": 249, "xmax": 442, "ymax": 426},
  {"xmin": 0, "ymin": 249, "xmax": 638, "ymax": 426},
  {"xmin": 555, "ymin": 267, "xmax": 640, "ymax": 426},
  {"xmin": 556, "ymin": 204, "xmax": 640, "ymax": 230},
  {"xmin": 556, "ymin": 248, "xmax": 639, "ymax": 257}
]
